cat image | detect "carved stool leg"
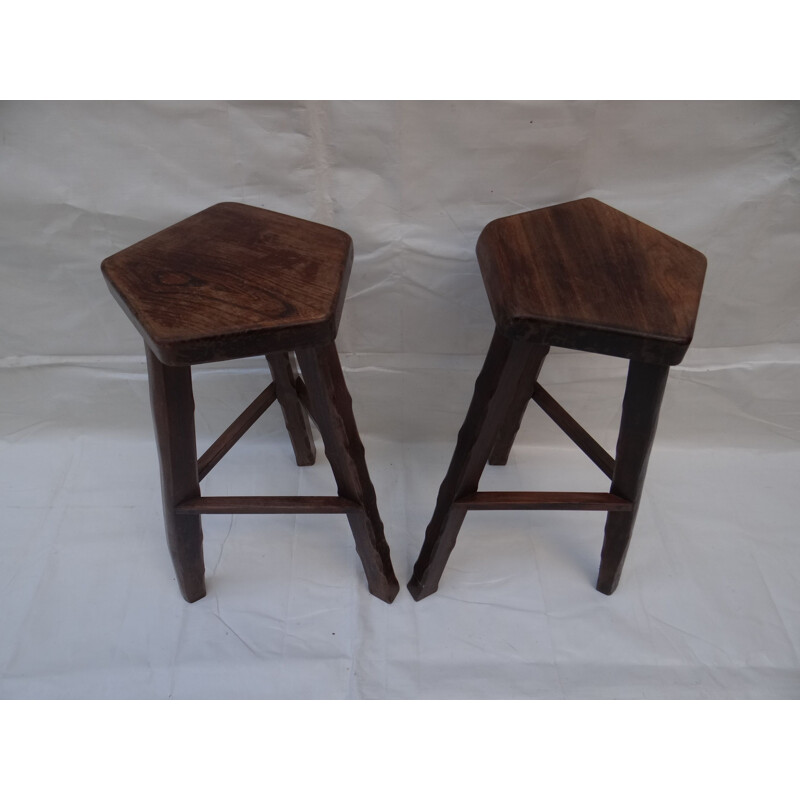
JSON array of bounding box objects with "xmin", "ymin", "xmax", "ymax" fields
[
  {"xmin": 596, "ymin": 360, "xmax": 669, "ymax": 595},
  {"xmin": 267, "ymin": 351, "xmax": 316, "ymax": 466},
  {"xmin": 488, "ymin": 345, "xmax": 550, "ymax": 465},
  {"xmin": 408, "ymin": 329, "xmax": 549, "ymax": 600},
  {"xmin": 145, "ymin": 348, "xmax": 206, "ymax": 602},
  {"xmin": 296, "ymin": 342, "xmax": 399, "ymax": 603}
]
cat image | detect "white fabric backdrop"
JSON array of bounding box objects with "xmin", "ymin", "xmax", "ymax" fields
[{"xmin": 1, "ymin": 101, "xmax": 798, "ymax": 698}]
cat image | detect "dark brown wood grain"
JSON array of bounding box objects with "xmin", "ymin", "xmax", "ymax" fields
[
  {"xmin": 476, "ymin": 198, "xmax": 707, "ymax": 365},
  {"xmin": 146, "ymin": 348, "xmax": 206, "ymax": 603},
  {"xmin": 102, "ymin": 203, "xmax": 354, "ymax": 365},
  {"xmin": 297, "ymin": 342, "xmax": 400, "ymax": 603},
  {"xmin": 267, "ymin": 352, "xmax": 316, "ymax": 466},
  {"xmin": 408, "ymin": 329, "xmax": 548, "ymax": 601},
  {"xmin": 596, "ymin": 360, "xmax": 669, "ymax": 594}
]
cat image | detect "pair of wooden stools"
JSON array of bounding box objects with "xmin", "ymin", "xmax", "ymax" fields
[{"xmin": 102, "ymin": 199, "xmax": 706, "ymax": 604}]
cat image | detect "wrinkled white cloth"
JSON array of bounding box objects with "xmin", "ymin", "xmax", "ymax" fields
[{"xmin": 0, "ymin": 101, "xmax": 798, "ymax": 698}]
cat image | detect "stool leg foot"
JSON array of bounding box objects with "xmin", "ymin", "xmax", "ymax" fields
[
  {"xmin": 146, "ymin": 349, "xmax": 206, "ymax": 603},
  {"xmin": 267, "ymin": 351, "xmax": 316, "ymax": 466},
  {"xmin": 488, "ymin": 345, "xmax": 549, "ymax": 465},
  {"xmin": 296, "ymin": 343, "xmax": 399, "ymax": 603},
  {"xmin": 409, "ymin": 330, "xmax": 548, "ymax": 600},
  {"xmin": 596, "ymin": 513, "xmax": 633, "ymax": 596},
  {"xmin": 407, "ymin": 508, "xmax": 467, "ymax": 601},
  {"xmin": 597, "ymin": 360, "xmax": 669, "ymax": 595}
]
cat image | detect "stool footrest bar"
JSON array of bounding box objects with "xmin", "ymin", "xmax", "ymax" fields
[
  {"xmin": 176, "ymin": 495, "xmax": 360, "ymax": 515},
  {"xmin": 532, "ymin": 383, "xmax": 616, "ymax": 479},
  {"xmin": 197, "ymin": 383, "xmax": 277, "ymax": 481},
  {"xmin": 454, "ymin": 491, "xmax": 632, "ymax": 512}
]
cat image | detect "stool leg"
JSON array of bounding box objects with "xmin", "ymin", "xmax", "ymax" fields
[
  {"xmin": 488, "ymin": 345, "xmax": 550, "ymax": 465},
  {"xmin": 145, "ymin": 348, "xmax": 206, "ymax": 602},
  {"xmin": 408, "ymin": 329, "xmax": 548, "ymax": 601},
  {"xmin": 295, "ymin": 342, "xmax": 399, "ymax": 603},
  {"xmin": 266, "ymin": 351, "xmax": 316, "ymax": 466},
  {"xmin": 597, "ymin": 360, "xmax": 669, "ymax": 595}
]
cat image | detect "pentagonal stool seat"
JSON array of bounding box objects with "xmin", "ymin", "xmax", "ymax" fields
[
  {"xmin": 102, "ymin": 202, "xmax": 353, "ymax": 365},
  {"xmin": 409, "ymin": 198, "xmax": 706, "ymax": 601},
  {"xmin": 476, "ymin": 197, "xmax": 707, "ymax": 365},
  {"xmin": 103, "ymin": 203, "xmax": 398, "ymax": 604}
]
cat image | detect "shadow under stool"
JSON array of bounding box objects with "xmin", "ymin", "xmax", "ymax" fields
[
  {"xmin": 102, "ymin": 202, "xmax": 399, "ymax": 604},
  {"xmin": 409, "ymin": 197, "xmax": 707, "ymax": 600}
]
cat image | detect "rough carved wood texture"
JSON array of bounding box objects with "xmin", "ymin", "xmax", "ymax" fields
[
  {"xmin": 297, "ymin": 343, "xmax": 400, "ymax": 603},
  {"xmin": 409, "ymin": 329, "xmax": 671, "ymax": 601},
  {"xmin": 411, "ymin": 199, "xmax": 706, "ymax": 600},
  {"xmin": 102, "ymin": 203, "xmax": 353, "ymax": 365},
  {"xmin": 476, "ymin": 197, "xmax": 707, "ymax": 365},
  {"xmin": 105, "ymin": 204, "xmax": 398, "ymax": 604},
  {"xmin": 408, "ymin": 331, "xmax": 548, "ymax": 601}
]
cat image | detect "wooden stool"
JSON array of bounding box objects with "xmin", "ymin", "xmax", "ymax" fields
[
  {"xmin": 408, "ymin": 198, "xmax": 706, "ymax": 600},
  {"xmin": 102, "ymin": 202, "xmax": 399, "ymax": 604}
]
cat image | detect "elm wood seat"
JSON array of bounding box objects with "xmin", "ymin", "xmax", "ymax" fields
[
  {"xmin": 408, "ymin": 198, "xmax": 707, "ymax": 601},
  {"xmin": 102, "ymin": 202, "xmax": 399, "ymax": 604}
]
